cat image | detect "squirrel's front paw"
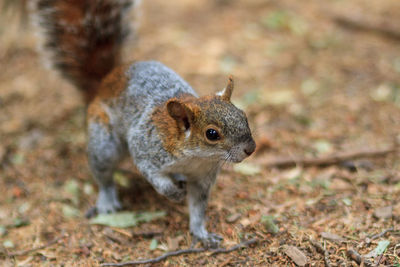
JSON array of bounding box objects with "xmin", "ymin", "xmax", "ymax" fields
[
  {"xmin": 192, "ymin": 232, "xmax": 223, "ymax": 249},
  {"xmin": 165, "ymin": 185, "xmax": 186, "ymax": 203},
  {"xmin": 152, "ymin": 177, "xmax": 187, "ymax": 203}
]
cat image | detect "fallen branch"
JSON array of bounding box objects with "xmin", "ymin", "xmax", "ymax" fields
[
  {"xmin": 7, "ymin": 235, "xmax": 64, "ymax": 257},
  {"xmin": 309, "ymin": 239, "xmax": 331, "ymax": 267},
  {"xmin": 333, "ymin": 13, "xmax": 400, "ymax": 41},
  {"xmin": 264, "ymin": 147, "xmax": 396, "ymax": 169},
  {"xmin": 347, "ymin": 249, "xmax": 374, "ymax": 267},
  {"xmin": 101, "ymin": 238, "xmax": 259, "ymax": 266},
  {"xmin": 366, "ymin": 227, "xmax": 394, "ymax": 244}
]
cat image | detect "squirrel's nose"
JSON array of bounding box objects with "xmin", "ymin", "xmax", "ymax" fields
[{"xmin": 243, "ymin": 140, "xmax": 256, "ymax": 156}]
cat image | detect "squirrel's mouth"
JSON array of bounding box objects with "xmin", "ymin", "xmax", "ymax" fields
[
  {"xmin": 226, "ymin": 140, "xmax": 256, "ymax": 163},
  {"xmin": 225, "ymin": 150, "xmax": 247, "ymax": 163},
  {"xmin": 230, "ymin": 158, "xmax": 244, "ymax": 163},
  {"xmin": 227, "ymin": 155, "xmax": 248, "ymax": 163}
]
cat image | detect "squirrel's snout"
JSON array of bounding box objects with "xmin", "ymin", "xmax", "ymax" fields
[
  {"xmin": 227, "ymin": 139, "xmax": 256, "ymax": 163},
  {"xmin": 243, "ymin": 140, "xmax": 256, "ymax": 156}
]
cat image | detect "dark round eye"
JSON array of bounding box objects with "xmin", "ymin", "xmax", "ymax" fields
[{"xmin": 205, "ymin": 128, "xmax": 220, "ymax": 141}]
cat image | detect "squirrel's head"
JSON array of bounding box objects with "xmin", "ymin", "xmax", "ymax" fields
[{"xmin": 166, "ymin": 77, "xmax": 256, "ymax": 163}]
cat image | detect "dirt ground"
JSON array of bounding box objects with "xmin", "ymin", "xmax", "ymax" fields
[{"xmin": 1, "ymin": 0, "xmax": 400, "ymax": 266}]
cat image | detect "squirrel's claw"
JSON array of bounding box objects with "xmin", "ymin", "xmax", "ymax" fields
[
  {"xmin": 96, "ymin": 200, "xmax": 123, "ymax": 214},
  {"xmin": 85, "ymin": 200, "xmax": 123, "ymax": 219},
  {"xmin": 85, "ymin": 206, "xmax": 98, "ymax": 219},
  {"xmin": 191, "ymin": 232, "xmax": 223, "ymax": 249}
]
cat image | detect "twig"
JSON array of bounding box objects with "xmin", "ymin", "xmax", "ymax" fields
[
  {"xmin": 7, "ymin": 235, "xmax": 64, "ymax": 257},
  {"xmin": 309, "ymin": 239, "xmax": 331, "ymax": 267},
  {"xmin": 264, "ymin": 147, "xmax": 396, "ymax": 169},
  {"xmin": 375, "ymin": 253, "xmax": 384, "ymax": 267},
  {"xmin": 347, "ymin": 249, "xmax": 374, "ymax": 267},
  {"xmin": 102, "ymin": 248, "xmax": 206, "ymax": 266},
  {"xmin": 101, "ymin": 238, "xmax": 259, "ymax": 266},
  {"xmin": 367, "ymin": 227, "xmax": 394, "ymax": 243},
  {"xmin": 209, "ymin": 238, "xmax": 258, "ymax": 255}
]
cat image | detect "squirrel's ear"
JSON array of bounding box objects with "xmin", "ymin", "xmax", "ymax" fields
[
  {"xmin": 167, "ymin": 99, "xmax": 194, "ymax": 131},
  {"xmin": 217, "ymin": 75, "xmax": 234, "ymax": 101}
]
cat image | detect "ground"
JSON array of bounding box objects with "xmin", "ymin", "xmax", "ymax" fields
[{"xmin": 1, "ymin": 0, "xmax": 400, "ymax": 266}]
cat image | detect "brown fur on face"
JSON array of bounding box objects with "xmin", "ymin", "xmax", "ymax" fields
[
  {"xmin": 152, "ymin": 93, "xmax": 252, "ymax": 157},
  {"xmin": 151, "ymin": 94, "xmax": 197, "ymax": 155}
]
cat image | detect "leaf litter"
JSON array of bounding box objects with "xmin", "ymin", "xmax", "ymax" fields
[{"xmin": 1, "ymin": 0, "xmax": 400, "ymax": 265}]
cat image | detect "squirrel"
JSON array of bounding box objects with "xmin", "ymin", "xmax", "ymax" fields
[{"xmin": 35, "ymin": 0, "xmax": 256, "ymax": 248}]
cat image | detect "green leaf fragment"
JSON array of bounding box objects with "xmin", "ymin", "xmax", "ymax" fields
[
  {"xmin": 313, "ymin": 140, "xmax": 333, "ymax": 154},
  {"xmin": 149, "ymin": 238, "xmax": 158, "ymax": 250},
  {"xmin": 113, "ymin": 172, "xmax": 130, "ymax": 188},
  {"xmin": 374, "ymin": 240, "xmax": 390, "ymax": 256},
  {"xmin": 261, "ymin": 215, "xmax": 279, "ymax": 234},
  {"xmin": 342, "ymin": 198, "xmax": 352, "ymax": 206},
  {"xmin": 0, "ymin": 226, "xmax": 7, "ymax": 236},
  {"xmin": 11, "ymin": 153, "xmax": 25, "ymax": 165},
  {"xmin": 83, "ymin": 183, "xmax": 94, "ymax": 195},
  {"xmin": 3, "ymin": 240, "xmax": 14, "ymax": 248},
  {"xmin": 90, "ymin": 212, "xmax": 138, "ymax": 228},
  {"xmin": 13, "ymin": 218, "xmax": 29, "ymax": 228},
  {"xmin": 136, "ymin": 211, "xmax": 167, "ymax": 223},
  {"xmin": 64, "ymin": 180, "xmax": 79, "ymax": 195},
  {"xmin": 262, "ymin": 11, "xmax": 289, "ymax": 30},
  {"xmin": 64, "ymin": 180, "xmax": 80, "ymax": 205},
  {"xmin": 301, "ymin": 79, "xmax": 319, "ymax": 95},
  {"xmin": 18, "ymin": 203, "xmax": 30, "ymax": 214},
  {"xmin": 62, "ymin": 204, "xmax": 80, "ymax": 218},
  {"xmin": 90, "ymin": 211, "xmax": 166, "ymax": 228}
]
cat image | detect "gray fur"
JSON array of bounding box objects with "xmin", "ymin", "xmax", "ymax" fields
[
  {"xmin": 87, "ymin": 122, "xmax": 125, "ymax": 213},
  {"xmin": 88, "ymin": 61, "xmax": 254, "ymax": 248}
]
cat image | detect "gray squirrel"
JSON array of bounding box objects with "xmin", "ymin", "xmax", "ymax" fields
[{"xmin": 35, "ymin": 0, "xmax": 256, "ymax": 248}]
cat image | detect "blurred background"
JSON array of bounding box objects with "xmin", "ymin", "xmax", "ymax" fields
[{"xmin": 0, "ymin": 0, "xmax": 399, "ymax": 266}]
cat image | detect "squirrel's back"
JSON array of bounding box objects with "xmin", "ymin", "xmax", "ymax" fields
[
  {"xmin": 35, "ymin": 0, "xmax": 134, "ymax": 102},
  {"xmin": 124, "ymin": 61, "xmax": 197, "ymax": 108}
]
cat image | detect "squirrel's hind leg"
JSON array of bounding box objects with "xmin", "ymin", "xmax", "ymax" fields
[{"xmin": 87, "ymin": 121, "xmax": 125, "ymax": 217}]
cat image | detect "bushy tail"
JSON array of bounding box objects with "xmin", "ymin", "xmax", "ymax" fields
[{"xmin": 35, "ymin": 0, "xmax": 133, "ymax": 102}]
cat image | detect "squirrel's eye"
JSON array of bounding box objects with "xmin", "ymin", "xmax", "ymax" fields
[{"xmin": 205, "ymin": 128, "xmax": 220, "ymax": 141}]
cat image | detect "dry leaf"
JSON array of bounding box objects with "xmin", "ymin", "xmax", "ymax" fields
[
  {"xmin": 321, "ymin": 232, "xmax": 344, "ymax": 243},
  {"xmin": 373, "ymin": 206, "xmax": 392, "ymax": 219},
  {"xmin": 167, "ymin": 236, "xmax": 184, "ymax": 251},
  {"xmin": 226, "ymin": 213, "xmax": 241, "ymax": 223},
  {"xmin": 283, "ymin": 245, "xmax": 307, "ymax": 266},
  {"xmin": 239, "ymin": 218, "xmax": 251, "ymax": 227}
]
